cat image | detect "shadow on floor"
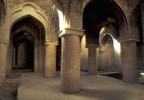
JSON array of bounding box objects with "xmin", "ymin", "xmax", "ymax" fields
[{"xmin": 75, "ymin": 89, "xmax": 130, "ymax": 100}]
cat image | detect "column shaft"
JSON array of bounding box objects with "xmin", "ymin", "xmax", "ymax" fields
[
  {"xmin": 88, "ymin": 47, "xmax": 98, "ymax": 74},
  {"xmin": 39, "ymin": 46, "xmax": 45, "ymax": 72},
  {"xmin": 34, "ymin": 47, "xmax": 39, "ymax": 72},
  {"xmin": 61, "ymin": 35, "xmax": 80, "ymax": 93},
  {"xmin": 0, "ymin": 44, "xmax": 7, "ymax": 80},
  {"xmin": 45, "ymin": 43, "xmax": 57, "ymax": 77},
  {"xmin": 141, "ymin": 4, "xmax": 144, "ymax": 44},
  {"xmin": 121, "ymin": 40, "xmax": 138, "ymax": 82}
]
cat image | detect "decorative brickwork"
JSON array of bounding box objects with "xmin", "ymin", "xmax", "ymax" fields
[{"xmin": 61, "ymin": 35, "xmax": 80, "ymax": 93}]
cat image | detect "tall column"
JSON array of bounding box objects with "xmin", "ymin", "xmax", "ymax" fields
[
  {"xmin": 12, "ymin": 48, "xmax": 16, "ymax": 67},
  {"xmin": 44, "ymin": 41, "xmax": 58, "ymax": 77},
  {"xmin": 87, "ymin": 44, "xmax": 98, "ymax": 74},
  {"xmin": 39, "ymin": 46, "xmax": 45, "ymax": 72},
  {"xmin": 121, "ymin": 39, "xmax": 138, "ymax": 82},
  {"xmin": 0, "ymin": 43, "xmax": 7, "ymax": 80},
  {"xmin": 59, "ymin": 28, "xmax": 83, "ymax": 93},
  {"xmin": 141, "ymin": 4, "xmax": 144, "ymax": 62},
  {"xmin": 34, "ymin": 46, "xmax": 39, "ymax": 72},
  {"xmin": 41, "ymin": 46, "xmax": 45, "ymax": 72},
  {"xmin": 141, "ymin": 4, "xmax": 144, "ymax": 44}
]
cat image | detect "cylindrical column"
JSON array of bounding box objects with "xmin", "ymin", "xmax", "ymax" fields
[
  {"xmin": 34, "ymin": 47, "xmax": 39, "ymax": 72},
  {"xmin": 88, "ymin": 47, "xmax": 98, "ymax": 74},
  {"xmin": 141, "ymin": 4, "xmax": 144, "ymax": 44},
  {"xmin": 39, "ymin": 46, "xmax": 45, "ymax": 72},
  {"xmin": 61, "ymin": 35, "xmax": 80, "ymax": 93},
  {"xmin": 59, "ymin": 28, "xmax": 83, "ymax": 93},
  {"xmin": 41, "ymin": 46, "xmax": 45, "ymax": 72},
  {"xmin": 121, "ymin": 40, "xmax": 138, "ymax": 82},
  {"xmin": 44, "ymin": 41, "xmax": 57, "ymax": 77},
  {"xmin": 0, "ymin": 43, "xmax": 7, "ymax": 80},
  {"xmin": 12, "ymin": 48, "xmax": 16, "ymax": 67}
]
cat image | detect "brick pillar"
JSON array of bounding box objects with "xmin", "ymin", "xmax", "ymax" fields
[
  {"xmin": 34, "ymin": 47, "xmax": 39, "ymax": 72},
  {"xmin": 44, "ymin": 41, "xmax": 58, "ymax": 78},
  {"xmin": 141, "ymin": 4, "xmax": 144, "ymax": 44},
  {"xmin": 0, "ymin": 43, "xmax": 7, "ymax": 80},
  {"xmin": 87, "ymin": 44, "xmax": 98, "ymax": 74},
  {"xmin": 121, "ymin": 39, "xmax": 138, "ymax": 82},
  {"xmin": 59, "ymin": 28, "xmax": 83, "ymax": 93}
]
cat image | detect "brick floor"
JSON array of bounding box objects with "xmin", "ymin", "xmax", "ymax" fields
[{"xmin": 17, "ymin": 72, "xmax": 144, "ymax": 100}]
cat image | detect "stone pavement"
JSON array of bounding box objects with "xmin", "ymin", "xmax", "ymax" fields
[{"xmin": 17, "ymin": 72, "xmax": 144, "ymax": 100}]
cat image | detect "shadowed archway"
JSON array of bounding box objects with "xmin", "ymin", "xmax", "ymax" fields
[
  {"xmin": 10, "ymin": 15, "xmax": 45, "ymax": 72},
  {"xmin": 83, "ymin": 0, "xmax": 127, "ymax": 45}
]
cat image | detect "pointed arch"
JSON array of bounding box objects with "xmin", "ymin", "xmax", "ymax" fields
[
  {"xmin": 101, "ymin": 34, "xmax": 113, "ymax": 46},
  {"xmin": 83, "ymin": 0, "xmax": 127, "ymax": 29},
  {"xmin": 83, "ymin": 0, "xmax": 127, "ymax": 46},
  {"xmin": 9, "ymin": 2, "xmax": 49, "ymax": 40},
  {"xmin": 100, "ymin": 25, "xmax": 119, "ymax": 40}
]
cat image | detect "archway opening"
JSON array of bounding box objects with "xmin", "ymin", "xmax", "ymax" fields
[
  {"xmin": 12, "ymin": 31, "xmax": 34, "ymax": 71},
  {"xmin": 100, "ymin": 34, "xmax": 114, "ymax": 71},
  {"xmin": 83, "ymin": 0, "xmax": 126, "ymax": 45},
  {"xmin": 10, "ymin": 15, "xmax": 45, "ymax": 72},
  {"xmin": 82, "ymin": 0, "xmax": 126, "ymax": 75},
  {"xmin": 98, "ymin": 33, "xmax": 122, "ymax": 79}
]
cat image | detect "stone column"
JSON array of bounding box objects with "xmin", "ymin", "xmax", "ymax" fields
[
  {"xmin": 142, "ymin": 46, "xmax": 144, "ymax": 63},
  {"xmin": 44, "ymin": 41, "xmax": 58, "ymax": 78},
  {"xmin": 0, "ymin": 43, "xmax": 7, "ymax": 80},
  {"xmin": 141, "ymin": 5, "xmax": 144, "ymax": 63},
  {"xmin": 141, "ymin": 4, "xmax": 144, "ymax": 44},
  {"xmin": 39, "ymin": 46, "xmax": 45, "ymax": 72},
  {"xmin": 12, "ymin": 48, "xmax": 16, "ymax": 67},
  {"xmin": 34, "ymin": 46, "xmax": 39, "ymax": 72},
  {"xmin": 59, "ymin": 28, "xmax": 83, "ymax": 93},
  {"xmin": 41, "ymin": 46, "xmax": 45, "ymax": 72},
  {"xmin": 121, "ymin": 39, "xmax": 138, "ymax": 82},
  {"xmin": 87, "ymin": 44, "xmax": 98, "ymax": 74}
]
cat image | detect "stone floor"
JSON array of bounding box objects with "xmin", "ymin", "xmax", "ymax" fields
[{"xmin": 17, "ymin": 72, "xmax": 144, "ymax": 100}]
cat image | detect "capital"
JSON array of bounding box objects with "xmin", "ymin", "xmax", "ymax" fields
[
  {"xmin": 59, "ymin": 28, "xmax": 84, "ymax": 37},
  {"xmin": 120, "ymin": 34, "xmax": 139, "ymax": 43}
]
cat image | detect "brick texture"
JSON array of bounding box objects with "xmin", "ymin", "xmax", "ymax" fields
[
  {"xmin": 45, "ymin": 44, "xmax": 57, "ymax": 77},
  {"xmin": 61, "ymin": 35, "xmax": 80, "ymax": 93}
]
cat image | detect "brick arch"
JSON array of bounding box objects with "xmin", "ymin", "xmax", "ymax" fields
[
  {"xmin": 100, "ymin": 25, "xmax": 119, "ymax": 43},
  {"xmin": 83, "ymin": 0, "xmax": 127, "ymax": 14},
  {"xmin": 101, "ymin": 34, "xmax": 113, "ymax": 46},
  {"xmin": 10, "ymin": 16, "xmax": 46, "ymax": 73},
  {"xmin": 10, "ymin": 15, "xmax": 45, "ymax": 43},
  {"xmin": 9, "ymin": 2, "xmax": 49, "ymax": 41},
  {"xmin": 83, "ymin": 0, "xmax": 127, "ymax": 45},
  {"xmin": 83, "ymin": 0, "xmax": 127, "ymax": 30}
]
